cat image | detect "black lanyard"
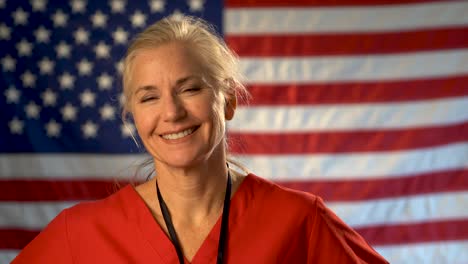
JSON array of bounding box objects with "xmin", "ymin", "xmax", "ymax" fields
[{"xmin": 156, "ymin": 172, "xmax": 232, "ymax": 264}]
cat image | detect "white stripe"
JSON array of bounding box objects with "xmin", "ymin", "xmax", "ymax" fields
[
  {"xmin": 0, "ymin": 154, "xmax": 148, "ymax": 179},
  {"xmin": 375, "ymin": 241, "xmax": 468, "ymax": 264},
  {"xmin": 240, "ymin": 49, "xmax": 468, "ymax": 84},
  {"xmin": 0, "ymin": 250, "xmax": 19, "ymax": 264},
  {"xmin": 1, "ymin": 143, "xmax": 467, "ymax": 180},
  {"xmin": 327, "ymin": 192, "xmax": 468, "ymax": 227},
  {"xmin": 234, "ymin": 143, "xmax": 468, "ymax": 180},
  {"xmin": 0, "ymin": 201, "xmax": 76, "ymax": 229},
  {"xmin": 225, "ymin": 1, "xmax": 468, "ymax": 34},
  {"xmin": 230, "ymin": 97, "xmax": 468, "ymax": 132},
  {"xmin": 1, "ymin": 192, "xmax": 466, "ymax": 230}
]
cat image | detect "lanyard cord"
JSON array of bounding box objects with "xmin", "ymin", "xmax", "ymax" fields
[{"xmin": 156, "ymin": 171, "xmax": 232, "ymax": 264}]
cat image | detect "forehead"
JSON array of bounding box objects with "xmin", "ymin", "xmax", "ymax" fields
[
  {"xmin": 128, "ymin": 43, "xmax": 209, "ymax": 94},
  {"xmin": 131, "ymin": 42, "xmax": 204, "ymax": 77}
]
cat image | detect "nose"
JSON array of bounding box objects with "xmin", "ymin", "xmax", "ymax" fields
[{"xmin": 161, "ymin": 94, "xmax": 186, "ymax": 122}]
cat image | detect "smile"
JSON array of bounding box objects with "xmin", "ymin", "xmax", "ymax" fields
[{"xmin": 161, "ymin": 127, "xmax": 198, "ymax": 140}]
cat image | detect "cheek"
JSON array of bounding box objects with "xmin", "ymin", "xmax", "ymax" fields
[
  {"xmin": 133, "ymin": 117, "xmax": 145, "ymax": 139},
  {"xmin": 133, "ymin": 108, "xmax": 154, "ymax": 137},
  {"xmin": 209, "ymin": 99, "xmax": 227, "ymax": 139}
]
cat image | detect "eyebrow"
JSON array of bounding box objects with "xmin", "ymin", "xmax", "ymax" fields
[
  {"xmin": 176, "ymin": 76, "xmax": 198, "ymax": 85},
  {"xmin": 134, "ymin": 75, "xmax": 200, "ymax": 96},
  {"xmin": 134, "ymin": 85, "xmax": 156, "ymax": 96}
]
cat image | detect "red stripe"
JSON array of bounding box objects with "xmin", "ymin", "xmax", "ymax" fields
[
  {"xmin": 229, "ymin": 122, "xmax": 468, "ymax": 154},
  {"xmin": 1, "ymin": 169, "xmax": 466, "ymax": 202},
  {"xmin": 226, "ymin": 0, "xmax": 446, "ymax": 7},
  {"xmin": 241, "ymin": 76, "xmax": 468, "ymax": 106},
  {"xmin": 227, "ymin": 28, "xmax": 468, "ymax": 56},
  {"xmin": 277, "ymin": 169, "xmax": 468, "ymax": 202},
  {"xmin": 0, "ymin": 229, "xmax": 37, "ymax": 250},
  {"xmin": 0, "ymin": 180, "xmax": 130, "ymax": 202},
  {"xmin": 357, "ymin": 219, "xmax": 468, "ymax": 246},
  {"xmin": 2, "ymin": 218, "xmax": 466, "ymax": 250}
]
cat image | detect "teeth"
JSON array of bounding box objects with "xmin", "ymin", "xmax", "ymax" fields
[{"xmin": 162, "ymin": 128, "xmax": 194, "ymax": 140}]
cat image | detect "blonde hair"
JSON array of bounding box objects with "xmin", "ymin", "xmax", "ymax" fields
[
  {"xmin": 121, "ymin": 16, "xmax": 251, "ymax": 179},
  {"xmin": 122, "ymin": 15, "xmax": 249, "ymax": 119}
]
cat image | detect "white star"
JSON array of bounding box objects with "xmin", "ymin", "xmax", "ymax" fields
[
  {"xmin": 0, "ymin": 0, "xmax": 5, "ymax": 8},
  {"xmin": 91, "ymin": 10, "xmax": 107, "ymax": 28},
  {"xmin": 51, "ymin": 9, "xmax": 68, "ymax": 27},
  {"xmin": 61, "ymin": 103, "xmax": 78, "ymax": 121},
  {"xmin": 115, "ymin": 60, "xmax": 124, "ymax": 74},
  {"xmin": 109, "ymin": 0, "xmax": 125, "ymax": 13},
  {"xmin": 170, "ymin": 9, "xmax": 184, "ymax": 21},
  {"xmin": 12, "ymin": 8, "xmax": 29, "ymax": 25},
  {"xmin": 74, "ymin": 27, "xmax": 89, "ymax": 44},
  {"xmin": 34, "ymin": 26, "xmax": 51, "ymax": 43},
  {"xmin": 45, "ymin": 119, "xmax": 61, "ymax": 137},
  {"xmin": 100, "ymin": 103, "xmax": 116, "ymax": 120},
  {"xmin": 121, "ymin": 123, "xmax": 136, "ymax": 138},
  {"xmin": 1, "ymin": 55, "xmax": 16, "ymax": 72},
  {"xmin": 38, "ymin": 57, "xmax": 55, "ymax": 75},
  {"xmin": 70, "ymin": 0, "xmax": 86, "ymax": 13},
  {"xmin": 25, "ymin": 101, "xmax": 41, "ymax": 119},
  {"xmin": 118, "ymin": 93, "xmax": 126, "ymax": 106},
  {"xmin": 4, "ymin": 86, "xmax": 21, "ymax": 104},
  {"xmin": 97, "ymin": 72, "xmax": 113, "ymax": 90},
  {"xmin": 94, "ymin": 41, "xmax": 110, "ymax": 59},
  {"xmin": 31, "ymin": 0, "xmax": 47, "ymax": 12},
  {"xmin": 16, "ymin": 39, "xmax": 33, "ymax": 57},
  {"xmin": 41, "ymin": 88, "xmax": 58, "ymax": 106},
  {"xmin": 82, "ymin": 120, "xmax": 98, "ymax": 138},
  {"xmin": 55, "ymin": 41, "xmax": 72, "ymax": 58},
  {"xmin": 188, "ymin": 0, "xmax": 204, "ymax": 12},
  {"xmin": 21, "ymin": 71, "xmax": 36, "ymax": 88},
  {"xmin": 112, "ymin": 27, "xmax": 128, "ymax": 45},
  {"xmin": 0, "ymin": 23, "xmax": 11, "ymax": 40},
  {"xmin": 80, "ymin": 89, "xmax": 96, "ymax": 107},
  {"xmin": 76, "ymin": 58, "xmax": 93, "ymax": 76},
  {"xmin": 130, "ymin": 10, "xmax": 146, "ymax": 28},
  {"xmin": 58, "ymin": 72, "xmax": 75, "ymax": 90},
  {"xmin": 9, "ymin": 117, "xmax": 24, "ymax": 135},
  {"xmin": 150, "ymin": 0, "xmax": 165, "ymax": 13}
]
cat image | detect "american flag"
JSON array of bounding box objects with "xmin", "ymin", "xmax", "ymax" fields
[{"xmin": 1, "ymin": 0, "xmax": 467, "ymax": 263}]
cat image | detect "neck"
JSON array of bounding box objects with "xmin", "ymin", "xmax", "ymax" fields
[{"xmin": 154, "ymin": 151, "xmax": 228, "ymax": 226}]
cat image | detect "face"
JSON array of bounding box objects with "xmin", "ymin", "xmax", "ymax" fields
[{"xmin": 129, "ymin": 42, "xmax": 235, "ymax": 170}]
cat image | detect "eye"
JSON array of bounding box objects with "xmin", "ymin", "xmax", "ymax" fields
[
  {"xmin": 140, "ymin": 95, "xmax": 159, "ymax": 103},
  {"xmin": 182, "ymin": 86, "xmax": 201, "ymax": 94}
]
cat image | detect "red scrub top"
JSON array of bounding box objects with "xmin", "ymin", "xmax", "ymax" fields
[{"xmin": 13, "ymin": 174, "xmax": 388, "ymax": 263}]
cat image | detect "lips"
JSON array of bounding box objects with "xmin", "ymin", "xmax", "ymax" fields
[{"xmin": 160, "ymin": 126, "xmax": 199, "ymax": 140}]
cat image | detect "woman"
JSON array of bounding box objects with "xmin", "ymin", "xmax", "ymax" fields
[{"xmin": 13, "ymin": 16, "xmax": 388, "ymax": 263}]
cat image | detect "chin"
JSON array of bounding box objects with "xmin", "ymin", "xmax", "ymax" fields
[
  {"xmin": 161, "ymin": 154, "xmax": 206, "ymax": 169},
  {"xmin": 154, "ymin": 141, "xmax": 223, "ymax": 170}
]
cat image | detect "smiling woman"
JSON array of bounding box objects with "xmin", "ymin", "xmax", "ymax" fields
[
  {"xmin": 13, "ymin": 16, "xmax": 388, "ymax": 264},
  {"xmin": 128, "ymin": 43, "xmax": 235, "ymax": 170}
]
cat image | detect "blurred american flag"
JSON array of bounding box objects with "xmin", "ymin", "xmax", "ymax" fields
[{"xmin": 1, "ymin": 0, "xmax": 467, "ymax": 263}]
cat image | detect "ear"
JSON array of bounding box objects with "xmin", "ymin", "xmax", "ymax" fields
[{"xmin": 225, "ymin": 93, "xmax": 237, "ymax": 121}]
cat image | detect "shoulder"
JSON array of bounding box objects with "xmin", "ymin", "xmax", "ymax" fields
[
  {"xmin": 64, "ymin": 184, "xmax": 135, "ymax": 227},
  {"xmin": 246, "ymin": 174, "xmax": 319, "ymax": 204},
  {"xmin": 12, "ymin": 186, "xmax": 135, "ymax": 263},
  {"xmin": 60, "ymin": 184, "xmax": 141, "ymax": 253},
  {"xmin": 244, "ymin": 173, "xmax": 320, "ymax": 216},
  {"xmin": 245, "ymin": 175, "xmax": 388, "ymax": 263},
  {"xmin": 243, "ymin": 174, "xmax": 355, "ymax": 236}
]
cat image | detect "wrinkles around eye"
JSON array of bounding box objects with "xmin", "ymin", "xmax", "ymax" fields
[
  {"xmin": 140, "ymin": 96, "xmax": 159, "ymax": 103},
  {"xmin": 139, "ymin": 86, "xmax": 204, "ymax": 103},
  {"xmin": 181, "ymin": 86, "xmax": 202, "ymax": 94}
]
